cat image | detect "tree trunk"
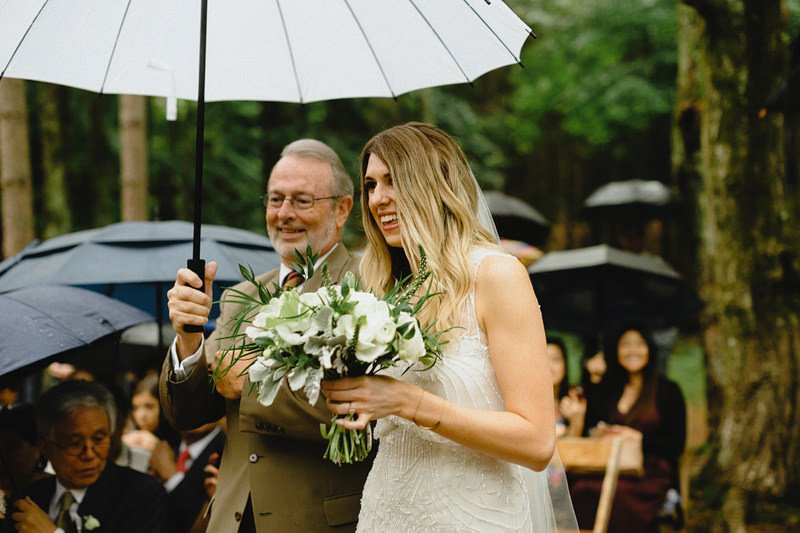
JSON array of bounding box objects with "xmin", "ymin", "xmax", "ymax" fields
[
  {"xmin": 0, "ymin": 79, "xmax": 35, "ymax": 258},
  {"xmin": 119, "ymin": 95, "xmax": 148, "ymax": 221},
  {"xmin": 38, "ymin": 83, "xmax": 71, "ymax": 238},
  {"xmin": 675, "ymin": 0, "xmax": 800, "ymax": 529}
]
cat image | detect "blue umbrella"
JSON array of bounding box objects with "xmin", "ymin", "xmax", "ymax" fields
[
  {"xmin": 0, "ymin": 220, "xmax": 281, "ymax": 349},
  {"xmin": 0, "ymin": 285, "xmax": 152, "ymax": 377}
]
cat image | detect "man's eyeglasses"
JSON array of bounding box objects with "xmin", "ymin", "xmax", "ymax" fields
[
  {"xmin": 46, "ymin": 433, "xmax": 111, "ymax": 457},
  {"xmin": 261, "ymin": 193, "xmax": 340, "ymax": 210}
]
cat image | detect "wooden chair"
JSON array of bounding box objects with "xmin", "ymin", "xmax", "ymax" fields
[{"xmin": 557, "ymin": 436, "xmax": 641, "ymax": 533}]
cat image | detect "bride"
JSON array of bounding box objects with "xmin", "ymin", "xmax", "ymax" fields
[{"xmin": 322, "ymin": 122, "xmax": 577, "ymax": 532}]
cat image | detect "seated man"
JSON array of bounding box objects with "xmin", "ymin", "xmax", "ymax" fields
[{"xmin": 11, "ymin": 380, "xmax": 167, "ymax": 533}]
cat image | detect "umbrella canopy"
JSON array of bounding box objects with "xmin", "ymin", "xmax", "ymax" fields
[
  {"xmin": 484, "ymin": 191, "xmax": 550, "ymax": 246},
  {"xmin": 0, "ymin": 285, "xmax": 152, "ymax": 377},
  {"xmin": 1, "ymin": 0, "xmax": 533, "ymax": 104},
  {"xmin": 583, "ymin": 180, "xmax": 678, "ymax": 219},
  {"xmin": 1, "ymin": 0, "xmax": 535, "ymax": 271},
  {"xmin": 528, "ymin": 245, "xmax": 702, "ymax": 333},
  {"xmin": 0, "ymin": 220, "xmax": 281, "ymax": 331}
]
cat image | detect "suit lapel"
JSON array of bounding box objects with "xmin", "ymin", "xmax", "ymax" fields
[{"xmin": 77, "ymin": 464, "xmax": 116, "ymax": 526}]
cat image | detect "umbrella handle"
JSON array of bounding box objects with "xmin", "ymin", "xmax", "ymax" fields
[{"xmin": 184, "ymin": 258, "xmax": 206, "ymax": 333}]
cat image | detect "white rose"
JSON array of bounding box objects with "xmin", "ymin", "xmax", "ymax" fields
[{"xmin": 396, "ymin": 312, "xmax": 426, "ymax": 362}]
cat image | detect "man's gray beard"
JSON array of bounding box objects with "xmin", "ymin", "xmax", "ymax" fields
[{"xmin": 269, "ymin": 221, "xmax": 337, "ymax": 263}]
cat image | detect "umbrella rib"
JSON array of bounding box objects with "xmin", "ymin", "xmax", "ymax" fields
[
  {"xmin": 406, "ymin": 0, "xmax": 471, "ymax": 85},
  {"xmin": 99, "ymin": 0, "xmax": 135, "ymax": 94},
  {"xmin": 342, "ymin": 0, "xmax": 396, "ymax": 99},
  {"xmin": 459, "ymin": 0, "xmax": 531, "ymax": 68},
  {"xmin": 0, "ymin": 0, "xmax": 52, "ymax": 79},
  {"xmin": 274, "ymin": 0, "xmax": 304, "ymax": 104}
]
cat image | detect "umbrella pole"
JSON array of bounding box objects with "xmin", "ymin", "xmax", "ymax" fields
[{"xmin": 185, "ymin": 0, "xmax": 208, "ymax": 334}]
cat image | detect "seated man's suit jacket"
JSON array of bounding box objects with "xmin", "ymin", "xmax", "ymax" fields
[
  {"xmin": 160, "ymin": 244, "xmax": 374, "ymax": 533},
  {"xmin": 167, "ymin": 429, "xmax": 226, "ymax": 533},
  {"xmin": 23, "ymin": 463, "xmax": 167, "ymax": 533}
]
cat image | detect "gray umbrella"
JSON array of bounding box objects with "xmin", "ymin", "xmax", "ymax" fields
[
  {"xmin": 528, "ymin": 245, "xmax": 702, "ymax": 333},
  {"xmin": 0, "ymin": 285, "xmax": 152, "ymax": 377},
  {"xmin": 583, "ymin": 180, "xmax": 678, "ymax": 217},
  {"xmin": 0, "ymin": 220, "xmax": 281, "ymax": 347},
  {"xmin": 483, "ymin": 191, "xmax": 550, "ymax": 246}
]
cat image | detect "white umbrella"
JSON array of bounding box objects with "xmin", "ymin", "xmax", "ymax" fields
[
  {"xmin": 1, "ymin": 0, "xmax": 535, "ymax": 328},
  {"xmin": 1, "ymin": 0, "xmax": 533, "ymax": 104}
]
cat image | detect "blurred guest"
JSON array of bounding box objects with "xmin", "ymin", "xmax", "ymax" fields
[
  {"xmin": 0, "ymin": 404, "xmax": 47, "ymax": 526},
  {"xmin": 569, "ymin": 324, "xmax": 686, "ymax": 533},
  {"xmin": 546, "ymin": 337, "xmax": 571, "ymax": 437},
  {"xmin": 558, "ymin": 333, "xmax": 607, "ymax": 437},
  {"xmin": 11, "ymin": 380, "xmax": 167, "ymax": 533},
  {"xmin": 123, "ymin": 374, "xmax": 179, "ymax": 459},
  {"xmin": 148, "ymin": 420, "xmax": 225, "ymax": 533}
]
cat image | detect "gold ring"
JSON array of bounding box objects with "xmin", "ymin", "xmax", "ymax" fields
[{"xmin": 348, "ymin": 402, "xmax": 355, "ymax": 416}]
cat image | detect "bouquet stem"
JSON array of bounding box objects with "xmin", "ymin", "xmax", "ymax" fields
[{"xmin": 320, "ymin": 415, "xmax": 373, "ymax": 466}]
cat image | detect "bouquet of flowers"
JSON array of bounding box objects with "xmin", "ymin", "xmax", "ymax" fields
[{"xmin": 217, "ymin": 247, "xmax": 444, "ymax": 465}]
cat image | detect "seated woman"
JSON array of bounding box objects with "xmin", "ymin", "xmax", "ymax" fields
[{"xmin": 569, "ymin": 324, "xmax": 686, "ymax": 533}]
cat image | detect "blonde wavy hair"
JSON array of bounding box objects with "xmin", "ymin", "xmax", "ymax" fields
[{"xmin": 359, "ymin": 122, "xmax": 500, "ymax": 333}]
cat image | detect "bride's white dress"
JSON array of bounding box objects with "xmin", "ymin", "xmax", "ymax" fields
[{"xmin": 357, "ymin": 249, "xmax": 575, "ymax": 532}]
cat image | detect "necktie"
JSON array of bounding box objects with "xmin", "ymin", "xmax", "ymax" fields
[
  {"xmin": 55, "ymin": 491, "xmax": 77, "ymax": 533},
  {"xmin": 176, "ymin": 448, "xmax": 192, "ymax": 473},
  {"xmin": 282, "ymin": 271, "xmax": 304, "ymax": 289}
]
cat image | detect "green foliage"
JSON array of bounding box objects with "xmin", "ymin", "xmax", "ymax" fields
[{"xmin": 508, "ymin": 0, "xmax": 677, "ymax": 149}]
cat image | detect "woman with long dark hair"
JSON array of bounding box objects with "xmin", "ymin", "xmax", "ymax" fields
[{"xmin": 570, "ymin": 324, "xmax": 686, "ymax": 532}]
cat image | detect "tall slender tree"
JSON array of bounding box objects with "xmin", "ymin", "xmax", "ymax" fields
[
  {"xmin": 0, "ymin": 79, "xmax": 34, "ymax": 258},
  {"xmin": 119, "ymin": 95, "xmax": 149, "ymax": 221},
  {"xmin": 674, "ymin": 1, "xmax": 800, "ymax": 530}
]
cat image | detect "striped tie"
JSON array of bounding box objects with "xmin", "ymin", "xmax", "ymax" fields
[
  {"xmin": 55, "ymin": 491, "xmax": 77, "ymax": 533},
  {"xmin": 282, "ymin": 271, "xmax": 304, "ymax": 289}
]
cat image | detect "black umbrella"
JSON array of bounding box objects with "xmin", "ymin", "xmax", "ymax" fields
[
  {"xmin": 528, "ymin": 245, "xmax": 702, "ymax": 333},
  {"xmin": 0, "ymin": 285, "xmax": 152, "ymax": 378},
  {"xmin": 483, "ymin": 191, "xmax": 551, "ymax": 246},
  {"xmin": 0, "ymin": 220, "xmax": 281, "ymax": 347}
]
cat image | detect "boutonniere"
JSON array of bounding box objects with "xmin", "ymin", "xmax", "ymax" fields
[{"xmin": 83, "ymin": 514, "xmax": 101, "ymax": 531}]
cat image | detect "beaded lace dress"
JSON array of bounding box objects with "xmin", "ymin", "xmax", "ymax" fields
[{"xmin": 356, "ymin": 248, "xmax": 577, "ymax": 532}]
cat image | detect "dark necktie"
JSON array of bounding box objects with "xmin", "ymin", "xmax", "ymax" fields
[
  {"xmin": 55, "ymin": 491, "xmax": 77, "ymax": 533},
  {"xmin": 282, "ymin": 271, "xmax": 304, "ymax": 289}
]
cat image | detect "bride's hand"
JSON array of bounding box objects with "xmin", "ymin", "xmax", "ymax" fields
[{"xmin": 321, "ymin": 376, "xmax": 415, "ymax": 430}]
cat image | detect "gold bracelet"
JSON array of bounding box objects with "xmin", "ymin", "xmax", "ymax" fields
[{"xmin": 413, "ymin": 390, "xmax": 443, "ymax": 431}]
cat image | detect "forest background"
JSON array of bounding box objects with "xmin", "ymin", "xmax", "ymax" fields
[{"xmin": 1, "ymin": 1, "xmax": 799, "ymax": 531}]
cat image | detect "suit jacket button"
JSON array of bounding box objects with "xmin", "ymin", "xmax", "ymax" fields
[
  {"xmin": 234, "ymin": 512, "xmax": 242, "ymax": 522},
  {"xmin": 249, "ymin": 453, "xmax": 259, "ymax": 463}
]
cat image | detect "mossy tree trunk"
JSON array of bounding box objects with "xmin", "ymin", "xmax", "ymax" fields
[
  {"xmin": 37, "ymin": 83, "xmax": 71, "ymax": 238},
  {"xmin": 675, "ymin": 0, "xmax": 800, "ymax": 530}
]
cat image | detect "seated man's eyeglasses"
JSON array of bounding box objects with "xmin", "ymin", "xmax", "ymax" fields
[
  {"xmin": 46, "ymin": 432, "xmax": 111, "ymax": 456},
  {"xmin": 262, "ymin": 193, "xmax": 340, "ymax": 210}
]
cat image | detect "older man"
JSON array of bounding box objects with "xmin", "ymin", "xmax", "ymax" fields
[
  {"xmin": 160, "ymin": 139, "xmax": 372, "ymax": 532},
  {"xmin": 12, "ymin": 380, "xmax": 167, "ymax": 533}
]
